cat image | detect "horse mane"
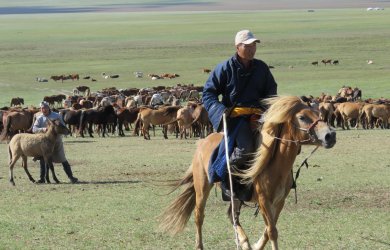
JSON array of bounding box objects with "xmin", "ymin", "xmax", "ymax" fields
[
  {"xmin": 240, "ymin": 96, "xmax": 308, "ymax": 184},
  {"xmin": 162, "ymin": 105, "xmax": 181, "ymax": 116}
]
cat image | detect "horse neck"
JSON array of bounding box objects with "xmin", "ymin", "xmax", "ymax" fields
[
  {"xmin": 44, "ymin": 126, "xmax": 59, "ymax": 142},
  {"xmin": 270, "ymin": 124, "xmax": 301, "ymax": 169}
]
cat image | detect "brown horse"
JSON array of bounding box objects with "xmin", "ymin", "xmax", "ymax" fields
[
  {"xmin": 160, "ymin": 96, "xmax": 336, "ymax": 250},
  {"xmin": 336, "ymin": 102, "xmax": 363, "ymax": 129},
  {"xmin": 137, "ymin": 105, "xmax": 181, "ymax": 139},
  {"xmin": 0, "ymin": 109, "xmax": 37, "ymax": 141}
]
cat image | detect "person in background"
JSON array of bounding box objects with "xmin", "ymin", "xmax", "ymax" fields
[{"xmin": 32, "ymin": 101, "xmax": 79, "ymax": 184}]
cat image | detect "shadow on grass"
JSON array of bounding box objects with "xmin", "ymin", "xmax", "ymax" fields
[
  {"xmin": 63, "ymin": 180, "xmax": 141, "ymax": 185},
  {"xmin": 64, "ymin": 140, "xmax": 96, "ymax": 144}
]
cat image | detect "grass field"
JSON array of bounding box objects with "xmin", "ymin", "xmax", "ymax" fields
[{"xmin": 0, "ymin": 2, "xmax": 389, "ymax": 249}]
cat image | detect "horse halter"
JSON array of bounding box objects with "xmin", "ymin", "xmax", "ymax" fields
[{"xmin": 294, "ymin": 118, "xmax": 323, "ymax": 143}]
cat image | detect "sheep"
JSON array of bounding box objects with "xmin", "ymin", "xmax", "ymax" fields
[{"xmin": 8, "ymin": 119, "xmax": 70, "ymax": 186}]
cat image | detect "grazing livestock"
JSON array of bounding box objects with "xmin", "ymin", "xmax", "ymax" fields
[
  {"xmin": 73, "ymin": 85, "xmax": 91, "ymax": 96},
  {"xmin": 149, "ymin": 93, "xmax": 164, "ymax": 107},
  {"xmin": 372, "ymin": 104, "xmax": 390, "ymax": 129},
  {"xmin": 359, "ymin": 103, "xmax": 376, "ymax": 129},
  {"xmin": 116, "ymin": 107, "xmax": 140, "ymax": 136},
  {"xmin": 79, "ymin": 105, "xmax": 116, "ymax": 138},
  {"xmin": 190, "ymin": 103, "xmax": 211, "ymax": 138},
  {"xmin": 176, "ymin": 104, "xmax": 196, "ymax": 139},
  {"xmin": 332, "ymin": 60, "xmax": 339, "ymax": 65},
  {"xmin": 1, "ymin": 109, "xmax": 36, "ymax": 142},
  {"xmin": 319, "ymin": 102, "xmax": 335, "ymax": 126},
  {"xmin": 160, "ymin": 96, "xmax": 336, "ymax": 250},
  {"xmin": 60, "ymin": 109, "xmax": 83, "ymax": 136},
  {"xmin": 202, "ymin": 68, "xmax": 211, "ymax": 74},
  {"xmin": 134, "ymin": 71, "xmax": 143, "ymax": 78},
  {"xmin": 311, "ymin": 61, "xmax": 319, "ymax": 66},
  {"xmin": 69, "ymin": 74, "xmax": 79, "ymax": 81},
  {"xmin": 83, "ymin": 76, "xmax": 91, "ymax": 80},
  {"xmin": 367, "ymin": 60, "xmax": 374, "ymax": 64},
  {"xmin": 336, "ymin": 102, "xmax": 364, "ymax": 129},
  {"xmin": 102, "ymin": 72, "xmax": 119, "ymax": 79},
  {"xmin": 36, "ymin": 77, "xmax": 48, "ymax": 82},
  {"xmin": 321, "ymin": 59, "xmax": 332, "ymax": 65},
  {"xmin": 50, "ymin": 75, "xmax": 66, "ymax": 83},
  {"xmin": 10, "ymin": 97, "xmax": 24, "ymax": 107},
  {"xmin": 136, "ymin": 106, "xmax": 181, "ymax": 140},
  {"xmin": 8, "ymin": 119, "xmax": 70, "ymax": 185}
]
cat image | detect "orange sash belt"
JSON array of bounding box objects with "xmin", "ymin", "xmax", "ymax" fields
[{"xmin": 229, "ymin": 107, "xmax": 263, "ymax": 118}]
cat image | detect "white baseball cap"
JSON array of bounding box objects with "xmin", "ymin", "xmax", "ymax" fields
[{"xmin": 235, "ymin": 30, "xmax": 260, "ymax": 46}]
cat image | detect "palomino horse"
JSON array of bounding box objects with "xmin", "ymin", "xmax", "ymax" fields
[{"xmin": 160, "ymin": 96, "xmax": 336, "ymax": 250}]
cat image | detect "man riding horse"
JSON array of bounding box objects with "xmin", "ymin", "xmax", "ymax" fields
[{"xmin": 202, "ymin": 30, "xmax": 277, "ymax": 201}]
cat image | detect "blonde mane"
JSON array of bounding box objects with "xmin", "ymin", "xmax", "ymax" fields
[{"xmin": 241, "ymin": 96, "xmax": 308, "ymax": 183}]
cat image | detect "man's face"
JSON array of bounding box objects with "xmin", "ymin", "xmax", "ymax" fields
[
  {"xmin": 236, "ymin": 42, "xmax": 257, "ymax": 60},
  {"xmin": 41, "ymin": 106, "xmax": 50, "ymax": 116}
]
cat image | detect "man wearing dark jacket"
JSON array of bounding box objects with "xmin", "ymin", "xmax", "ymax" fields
[{"xmin": 202, "ymin": 29, "xmax": 277, "ymax": 200}]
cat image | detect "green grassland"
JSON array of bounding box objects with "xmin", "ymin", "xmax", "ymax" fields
[
  {"xmin": 0, "ymin": 8, "xmax": 389, "ymax": 107},
  {"xmin": 0, "ymin": 6, "xmax": 389, "ymax": 250}
]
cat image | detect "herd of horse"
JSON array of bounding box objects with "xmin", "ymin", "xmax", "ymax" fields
[{"xmin": 1, "ymin": 85, "xmax": 389, "ymax": 248}]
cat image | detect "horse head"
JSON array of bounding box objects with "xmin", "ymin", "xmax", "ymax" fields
[
  {"xmin": 48, "ymin": 119, "xmax": 70, "ymax": 136},
  {"xmin": 262, "ymin": 96, "xmax": 336, "ymax": 149}
]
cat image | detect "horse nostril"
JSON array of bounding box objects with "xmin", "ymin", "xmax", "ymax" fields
[{"xmin": 325, "ymin": 131, "xmax": 336, "ymax": 143}]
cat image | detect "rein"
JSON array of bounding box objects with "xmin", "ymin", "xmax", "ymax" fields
[{"xmin": 263, "ymin": 118, "xmax": 323, "ymax": 204}]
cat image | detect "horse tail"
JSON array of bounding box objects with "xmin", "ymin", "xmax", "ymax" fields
[
  {"xmin": 133, "ymin": 113, "xmax": 141, "ymax": 136},
  {"xmin": 159, "ymin": 165, "xmax": 195, "ymax": 235},
  {"xmin": 0, "ymin": 115, "xmax": 12, "ymax": 141}
]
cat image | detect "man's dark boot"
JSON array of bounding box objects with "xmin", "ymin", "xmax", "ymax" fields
[
  {"xmin": 62, "ymin": 161, "xmax": 78, "ymax": 183},
  {"xmin": 36, "ymin": 159, "xmax": 46, "ymax": 184}
]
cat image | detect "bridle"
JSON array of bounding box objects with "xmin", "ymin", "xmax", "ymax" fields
[
  {"xmin": 268, "ymin": 118, "xmax": 324, "ymax": 145},
  {"xmin": 292, "ymin": 118, "xmax": 323, "ymax": 143}
]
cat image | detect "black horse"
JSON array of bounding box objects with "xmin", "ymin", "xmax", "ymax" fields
[
  {"xmin": 60, "ymin": 109, "xmax": 83, "ymax": 137},
  {"xmin": 79, "ymin": 105, "xmax": 116, "ymax": 138}
]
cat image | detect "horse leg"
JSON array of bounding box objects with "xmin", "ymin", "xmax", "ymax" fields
[
  {"xmin": 9, "ymin": 154, "xmax": 21, "ymax": 186},
  {"xmin": 191, "ymin": 155, "xmax": 213, "ymax": 250},
  {"xmin": 252, "ymin": 213, "xmax": 269, "ymax": 250},
  {"xmin": 163, "ymin": 125, "xmax": 168, "ymax": 139},
  {"xmin": 228, "ymin": 200, "xmax": 251, "ymax": 250},
  {"xmin": 44, "ymin": 161, "xmax": 51, "ymax": 184},
  {"xmin": 22, "ymin": 156, "xmax": 35, "ymax": 183},
  {"xmin": 256, "ymin": 201, "xmax": 279, "ymax": 250},
  {"xmin": 49, "ymin": 161, "xmax": 60, "ymax": 184},
  {"xmin": 142, "ymin": 122, "xmax": 150, "ymax": 140},
  {"xmin": 88, "ymin": 123, "xmax": 94, "ymax": 137}
]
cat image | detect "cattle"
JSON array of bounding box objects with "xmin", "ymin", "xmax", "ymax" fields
[
  {"xmin": 202, "ymin": 68, "xmax": 211, "ymax": 74},
  {"xmin": 311, "ymin": 61, "xmax": 319, "ymax": 66},
  {"xmin": 332, "ymin": 60, "xmax": 339, "ymax": 65}
]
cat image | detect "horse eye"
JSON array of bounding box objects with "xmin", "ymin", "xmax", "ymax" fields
[{"xmin": 298, "ymin": 116, "xmax": 306, "ymax": 121}]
